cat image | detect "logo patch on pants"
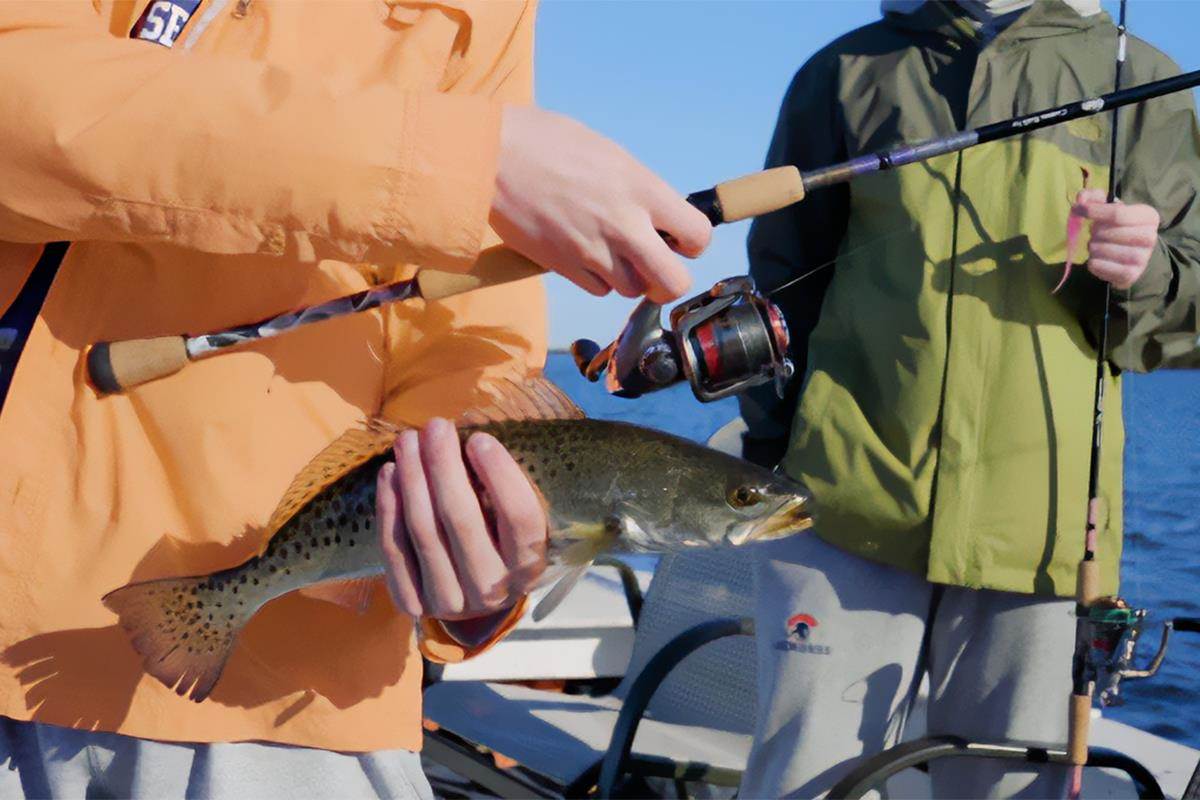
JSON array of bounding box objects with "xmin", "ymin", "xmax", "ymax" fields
[
  {"xmin": 130, "ymin": 0, "xmax": 202, "ymax": 48},
  {"xmin": 774, "ymin": 612, "xmax": 832, "ymax": 655}
]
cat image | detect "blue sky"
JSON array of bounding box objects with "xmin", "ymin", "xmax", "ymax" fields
[{"xmin": 532, "ymin": 0, "xmax": 1200, "ymax": 349}]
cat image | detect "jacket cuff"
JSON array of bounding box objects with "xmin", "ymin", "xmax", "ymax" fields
[
  {"xmin": 378, "ymin": 93, "xmax": 504, "ymax": 273},
  {"xmin": 1127, "ymin": 239, "xmax": 1176, "ymax": 303},
  {"xmin": 419, "ymin": 598, "xmax": 527, "ymax": 664}
]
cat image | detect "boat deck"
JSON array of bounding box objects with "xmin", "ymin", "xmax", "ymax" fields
[{"xmin": 427, "ymin": 562, "xmax": 1199, "ymax": 798}]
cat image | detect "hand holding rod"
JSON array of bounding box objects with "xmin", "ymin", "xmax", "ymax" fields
[
  {"xmin": 86, "ymin": 65, "xmax": 1200, "ymax": 393},
  {"xmin": 85, "ymin": 167, "xmax": 789, "ymax": 394}
]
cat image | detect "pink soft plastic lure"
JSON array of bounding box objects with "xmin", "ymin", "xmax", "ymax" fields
[{"xmin": 1054, "ymin": 167, "xmax": 1091, "ymax": 294}]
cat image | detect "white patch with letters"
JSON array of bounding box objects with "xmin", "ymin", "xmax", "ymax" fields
[{"xmin": 130, "ymin": 0, "xmax": 202, "ymax": 49}]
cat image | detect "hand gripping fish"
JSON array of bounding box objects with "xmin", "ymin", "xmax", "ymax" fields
[{"xmin": 103, "ymin": 375, "xmax": 813, "ymax": 702}]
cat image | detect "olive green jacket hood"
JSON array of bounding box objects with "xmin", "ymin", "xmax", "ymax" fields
[{"xmin": 740, "ymin": 0, "xmax": 1200, "ymax": 597}]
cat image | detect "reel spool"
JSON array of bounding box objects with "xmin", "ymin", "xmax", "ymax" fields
[{"xmin": 570, "ymin": 276, "xmax": 793, "ymax": 403}]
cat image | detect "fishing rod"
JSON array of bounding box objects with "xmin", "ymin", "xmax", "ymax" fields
[
  {"xmin": 1069, "ymin": 2, "xmax": 1125, "ymax": 797},
  {"xmin": 86, "ymin": 64, "xmax": 1200, "ymax": 398}
]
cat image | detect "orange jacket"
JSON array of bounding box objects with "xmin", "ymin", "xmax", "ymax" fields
[{"xmin": 0, "ymin": 0, "xmax": 545, "ymax": 753}]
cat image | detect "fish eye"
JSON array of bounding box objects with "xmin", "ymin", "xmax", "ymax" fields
[{"xmin": 728, "ymin": 484, "xmax": 765, "ymax": 508}]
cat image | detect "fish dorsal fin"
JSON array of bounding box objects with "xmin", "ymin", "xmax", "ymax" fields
[
  {"xmin": 264, "ymin": 423, "xmax": 400, "ymax": 536},
  {"xmin": 459, "ymin": 373, "xmax": 584, "ymax": 426},
  {"xmin": 263, "ymin": 373, "xmax": 576, "ymax": 536}
]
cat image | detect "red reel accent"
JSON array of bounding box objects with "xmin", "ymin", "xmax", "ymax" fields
[
  {"xmin": 695, "ymin": 320, "xmax": 722, "ymax": 381},
  {"xmin": 766, "ymin": 300, "xmax": 791, "ymax": 353}
]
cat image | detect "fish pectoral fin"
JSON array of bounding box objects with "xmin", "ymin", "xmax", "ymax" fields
[
  {"xmin": 534, "ymin": 514, "xmax": 627, "ymax": 621},
  {"xmin": 298, "ymin": 577, "xmax": 381, "ymax": 614},
  {"xmin": 555, "ymin": 515, "xmax": 625, "ymax": 566},
  {"xmin": 556, "ymin": 524, "xmax": 611, "ymax": 566},
  {"xmin": 532, "ymin": 563, "xmax": 591, "ymax": 622}
]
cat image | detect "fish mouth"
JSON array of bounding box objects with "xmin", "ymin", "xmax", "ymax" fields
[{"xmin": 728, "ymin": 495, "xmax": 814, "ymax": 545}]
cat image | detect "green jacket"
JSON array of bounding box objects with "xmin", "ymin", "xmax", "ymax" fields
[{"xmin": 739, "ymin": 0, "xmax": 1200, "ymax": 598}]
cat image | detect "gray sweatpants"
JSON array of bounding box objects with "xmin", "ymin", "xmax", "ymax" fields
[
  {"xmin": 741, "ymin": 535, "xmax": 1074, "ymax": 799},
  {"xmin": 0, "ymin": 716, "xmax": 433, "ymax": 799}
]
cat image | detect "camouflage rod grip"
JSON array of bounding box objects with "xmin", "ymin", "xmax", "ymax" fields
[{"xmin": 87, "ymin": 335, "xmax": 190, "ymax": 394}]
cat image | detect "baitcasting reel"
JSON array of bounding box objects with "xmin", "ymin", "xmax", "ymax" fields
[{"xmin": 570, "ymin": 276, "xmax": 793, "ymax": 403}]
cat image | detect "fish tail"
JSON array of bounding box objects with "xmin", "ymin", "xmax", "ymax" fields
[{"xmin": 103, "ymin": 573, "xmax": 251, "ymax": 702}]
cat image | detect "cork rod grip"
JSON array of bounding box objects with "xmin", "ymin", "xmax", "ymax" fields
[
  {"xmin": 1077, "ymin": 560, "xmax": 1101, "ymax": 605},
  {"xmin": 87, "ymin": 336, "xmax": 190, "ymax": 394},
  {"xmin": 416, "ymin": 247, "xmax": 546, "ymax": 301},
  {"xmin": 1067, "ymin": 693, "xmax": 1092, "ymax": 766},
  {"xmin": 713, "ymin": 166, "xmax": 806, "ymax": 223}
]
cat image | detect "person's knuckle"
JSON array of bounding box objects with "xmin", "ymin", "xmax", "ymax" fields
[
  {"xmin": 407, "ymin": 522, "xmax": 442, "ymax": 556},
  {"xmin": 689, "ymin": 215, "xmax": 714, "ymax": 249},
  {"xmin": 459, "ymin": 583, "xmax": 489, "ymax": 611},
  {"xmin": 379, "ymin": 525, "xmax": 402, "ymax": 558},
  {"xmin": 505, "ymin": 508, "xmax": 547, "ymax": 545},
  {"xmin": 421, "ymin": 434, "xmax": 454, "ymax": 469},
  {"xmin": 507, "ymin": 573, "xmax": 538, "ymax": 597},
  {"xmin": 612, "ymin": 275, "xmax": 641, "ymax": 299},
  {"xmin": 576, "ymin": 240, "xmax": 611, "ymax": 275},
  {"xmin": 433, "ymin": 589, "xmax": 464, "ymax": 617},
  {"xmin": 440, "ymin": 504, "xmax": 480, "ymax": 537}
]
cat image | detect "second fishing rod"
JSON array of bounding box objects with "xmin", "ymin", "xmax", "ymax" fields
[{"xmin": 87, "ymin": 64, "xmax": 1200, "ymax": 396}]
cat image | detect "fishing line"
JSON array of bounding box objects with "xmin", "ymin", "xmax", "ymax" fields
[{"xmin": 762, "ymin": 226, "xmax": 914, "ymax": 299}]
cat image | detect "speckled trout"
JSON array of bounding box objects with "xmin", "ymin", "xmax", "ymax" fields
[{"xmin": 103, "ymin": 375, "xmax": 812, "ymax": 702}]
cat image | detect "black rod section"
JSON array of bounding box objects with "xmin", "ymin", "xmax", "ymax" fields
[{"xmin": 801, "ymin": 66, "xmax": 1200, "ymax": 193}]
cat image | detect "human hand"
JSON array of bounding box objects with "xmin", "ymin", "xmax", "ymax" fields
[
  {"xmin": 1072, "ymin": 188, "xmax": 1161, "ymax": 290},
  {"xmin": 490, "ymin": 104, "xmax": 712, "ymax": 304},
  {"xmin": 376, "ymin": 418, "xmax": 547, "ymax": 621}
]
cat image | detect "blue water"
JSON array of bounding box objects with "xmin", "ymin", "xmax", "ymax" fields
[{"xmin": 545, "ymin": 354, "xmax": 1200, "ymax": 750}]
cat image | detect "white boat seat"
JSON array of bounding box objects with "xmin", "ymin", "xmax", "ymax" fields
[{"xmin": 423, "ymin": 547, "xmax": 759, "ymax": 795}]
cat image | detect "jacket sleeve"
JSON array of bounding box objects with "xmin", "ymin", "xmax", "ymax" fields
[
  {"xmin": 737, "ymin": 52, "xmax": 850, "ymax": 467},
  {"xmin": 0, "ymin": 2, "xmax": 503, "ymax": 273},
  {"xmin": 1108, "ymin": 51, "xmax": 1200, "ymax": 371},
  {"xmin": 419, "ymin": 600, "xmax": 528, "ymax": 664}
]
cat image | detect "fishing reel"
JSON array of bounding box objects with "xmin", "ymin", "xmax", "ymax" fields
[
  {"xmin": 570, "ymin": 276, "xmax": 793, "ymax": 403},
  {"xmin": 1079, "ymin": 597, "xmax": 1178, "ymax": 707}
]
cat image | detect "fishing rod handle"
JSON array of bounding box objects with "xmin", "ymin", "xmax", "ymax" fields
[
  {"xmin": 1068, "ymin": 693, "xmax": 1092, "ymax": 765},
  {"xmin": 87, "ymin": 335, "xmax": 190, "ymax": 394},
  {"xmin": 689, "ymin": 166, "xmax": 807, "ymax": 225},
  {"xmin": 414, "ymin": 165, "xmax": 811, "ymax": 297},
  {"xmin": 82, "ymin": 167, "xmax": 808, "ymax": 393},
  {"xmin": 415, "ymin": 245, "xmax": 547, "ymax": 301},
  {"xmin": 1077, "ymin": 559, "xmax": 1101, "ymax": 605}
]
